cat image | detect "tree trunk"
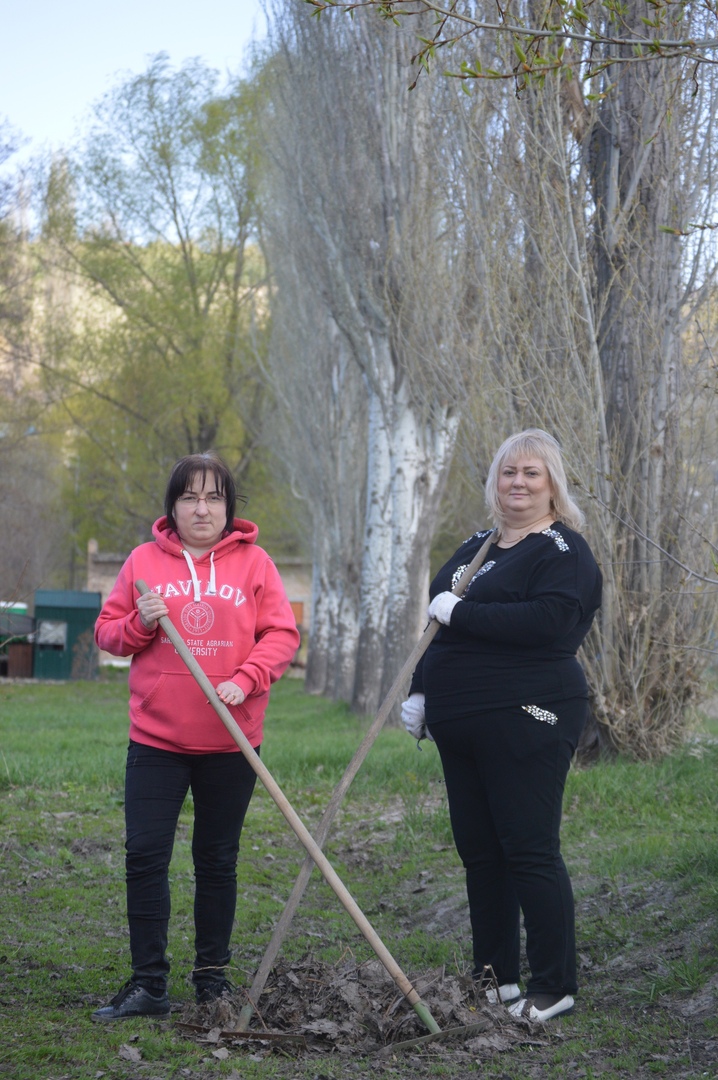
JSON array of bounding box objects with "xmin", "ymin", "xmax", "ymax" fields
[
  {"xmin": 353, "ymin": 365, "xmax": 458, "ymax": 714},
  {"xmin": 261, "ymin": 4, "xmax": 468, "ymax": 713}
]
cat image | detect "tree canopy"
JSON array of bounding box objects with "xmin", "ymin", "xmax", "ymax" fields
[
  {"xmin": 35, "ymin": 57, "xmax": 279, "ymax": 556},
  {"xmin": 306, "ymin": 0, "xmax": 718, "ymax": 85}
]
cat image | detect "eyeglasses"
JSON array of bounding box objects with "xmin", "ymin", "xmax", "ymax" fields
[{"xmin": 176, "ymin": 493, "xmax": 226, "ymax": 507}]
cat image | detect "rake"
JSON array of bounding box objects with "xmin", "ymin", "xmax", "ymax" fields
[
  {"xmin": 232, "ymin": 528, "xmax": 498, "ymax": 1031},
  {"xmin": 135, "ymin": 579, "xmax": 443, "ymax": 1037}
]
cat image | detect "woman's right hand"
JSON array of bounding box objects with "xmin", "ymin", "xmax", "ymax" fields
[
  {"xmin": 401, "ymin": 693, "xmax": 433, "ymax": 741},
  {"xmin": 137, "ymin": 590, "xmax": 169, "ymax": 630}
]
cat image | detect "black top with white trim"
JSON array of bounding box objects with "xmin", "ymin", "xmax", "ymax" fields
[{"xmin": 409, "ymin": 522, "xmax": 602, "ymax": 722}]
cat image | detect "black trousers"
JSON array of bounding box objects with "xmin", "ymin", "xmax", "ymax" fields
[
  {"xmin": 124, "ymin": 740, "xmax": 257, "ymax": 992},
  {"xmin": 429, "ymin": 699, "xmax": 586, "ymax": 996}
]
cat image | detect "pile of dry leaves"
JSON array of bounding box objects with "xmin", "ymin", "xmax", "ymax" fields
[{"xmin": 176, "ymin": 955, "xmax": 549, "ymax": 1059}]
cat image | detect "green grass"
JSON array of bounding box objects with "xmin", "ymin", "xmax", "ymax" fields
[{"xmin": 1, "ymin": 676, "xmax": 717, "ymax": 1079}]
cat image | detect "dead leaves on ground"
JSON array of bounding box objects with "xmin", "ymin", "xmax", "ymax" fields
[{"xmin": 176, "ymin": 955, "xmax": 549, "ymax": 1060}]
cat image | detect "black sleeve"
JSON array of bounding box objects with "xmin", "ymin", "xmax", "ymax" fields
[
  {"xmin": 448, "ymin": 549, "xmax": 586, "ymax": 646},
  {"xmin": 408, "ymin": 652, "xmax": 425, "ymax": 695},
  {"xmin": 408, "ymin": 531, "xmax": 494, "ymax": 692}
]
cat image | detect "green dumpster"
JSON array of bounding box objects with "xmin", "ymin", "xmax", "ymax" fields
[
  {"xmin": 33, "ymin": 590, "xmax": 102, "ymax": 679},
  {"xmin": 0, "ymin": 602, "xmax": 35, "ymax": 678}
]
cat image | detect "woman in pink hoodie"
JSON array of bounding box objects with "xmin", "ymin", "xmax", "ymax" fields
[{"xmin": 91, "ymin": 453, "xmax": 300, "ymax": 1022}]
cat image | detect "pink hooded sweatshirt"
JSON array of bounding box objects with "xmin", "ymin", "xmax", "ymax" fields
[{"xmin": 95, "ymin": 516, "xmax": 300, "ymax": 754}]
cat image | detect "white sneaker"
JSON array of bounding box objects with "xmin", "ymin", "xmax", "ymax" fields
[
  {"xmin": 508, "ymin": 994, "xmax": 575, "ymax": 1021},
  {"xmin": 485, "ymin": 982, "xmax": 522, "ymax": 1005}
]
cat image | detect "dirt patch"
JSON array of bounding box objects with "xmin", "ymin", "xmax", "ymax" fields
[{"xmin": 69, "ymin": 836, "xmax": 112, "ymax": 857}]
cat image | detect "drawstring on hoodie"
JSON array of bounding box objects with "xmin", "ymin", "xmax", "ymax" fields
[{"xmin": 181, "ymin": 549, "xmax": 216, "ymax": 602}]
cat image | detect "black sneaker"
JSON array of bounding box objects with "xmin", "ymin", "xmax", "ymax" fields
[
  {"xmin": 91, "ymin": 980, "xmax": 170, "ymax": 1022},
  {"xmin": 195, "ymin": 978, "xmax": 234, "ymax": 1004}
]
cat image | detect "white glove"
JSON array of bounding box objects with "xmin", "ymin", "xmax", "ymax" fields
[
  {"xmin": 401, "ymin": 693, "xmax": 433, "ymax": 741},
  {"xmin": 427, "ymin": 591, "xmax": 461, "ymax": 625}
]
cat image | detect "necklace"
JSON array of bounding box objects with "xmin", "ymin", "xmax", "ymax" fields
[{"xmin": 498, "ymin": 515, "xmax": 554, "ymax": 548}]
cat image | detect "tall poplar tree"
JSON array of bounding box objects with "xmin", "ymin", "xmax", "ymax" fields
[{"xmin": 258, "ymin": 5, "xmax": 486, "ymax": 713}]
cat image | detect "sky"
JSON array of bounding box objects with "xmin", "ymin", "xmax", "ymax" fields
[{"xmin": 1, "ymin": 0, "xmax": 266, "ymax": 164}]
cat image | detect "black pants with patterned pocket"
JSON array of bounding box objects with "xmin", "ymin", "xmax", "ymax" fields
[{"xmin": 429, "ymin": 698, "xmax": 587, "ymax": 996}]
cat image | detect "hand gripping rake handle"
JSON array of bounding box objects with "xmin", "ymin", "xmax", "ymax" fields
[
  {"xmin": 236, "ymin": 527, "xmax": 498, "ymax": 1030},
  {"xmin": 135, "ymin": 580, "xmax": 442, "ymax": 1036}
]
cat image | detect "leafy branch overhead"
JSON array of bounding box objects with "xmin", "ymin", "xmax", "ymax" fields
[{"xmin": 305, "ymin": 0, "xmax": 718, "ymax": 85}]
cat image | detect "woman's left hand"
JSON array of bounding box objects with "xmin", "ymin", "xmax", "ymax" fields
[
  {"xmin": 216, "ymin": 681, "xmax": 246, "ymax": 707},
  {"xmin": 427, "ymin": 591, "xmax": 462, "ymax": 625}
]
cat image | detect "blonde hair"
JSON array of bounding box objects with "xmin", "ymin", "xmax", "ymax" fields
[{"xmin": 485, "ymin": 429, "xmax": 585, "ymax": 532}]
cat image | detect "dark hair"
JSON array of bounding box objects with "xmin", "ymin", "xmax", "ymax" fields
[{"xmin": 164, "ymin": 453, "xmax": 237, "ymax": 534}]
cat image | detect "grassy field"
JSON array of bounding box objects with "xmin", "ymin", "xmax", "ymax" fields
[{"xmin": 1, "ymin": 675, "xmax": 717, "ymax": 1079}]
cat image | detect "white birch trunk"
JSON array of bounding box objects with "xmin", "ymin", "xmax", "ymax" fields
[
  {"xmin": 353, "ymin": 384, "xmax": 393, "ymax": 713},
  {"xmin": 306, "ymin": 527, "xmax": 361, "ymax": 700},
  {"xmin": 381, "ymin": 395, "xmax": 459, "ymax": 703},
  {"xmin": 353, "ymin": 363, "xmax": 459, "ymax": 714}
]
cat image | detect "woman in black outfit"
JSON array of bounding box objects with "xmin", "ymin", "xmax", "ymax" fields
[{"xmin": 401, "ymin": 429, "xmax": 601, "ymax": 1022}]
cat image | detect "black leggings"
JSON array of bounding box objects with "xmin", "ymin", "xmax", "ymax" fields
[
  {"xmin": 124, "ymin": 740, "xmax": 257, "ymax": 991},
  {"xmin": 429, "ymin": 699, "xmax": 586, "ymax": 996}
]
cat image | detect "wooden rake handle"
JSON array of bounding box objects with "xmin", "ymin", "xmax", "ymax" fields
[
  {"xmin": 237, "ymin": 527, "xmax": 498, "ymax": 1029},
  {"xmin": 134, "ymin": 579, "xmax": 442, "ymax": 1036}
]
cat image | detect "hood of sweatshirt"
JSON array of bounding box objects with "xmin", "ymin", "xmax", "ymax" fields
[
  {"xmin": 151, "ymin": 516, "xmax": 260, "ymax": 603},
  {"xmin": 152, "ymin": 515, "xmax": 258, "ymax": 553}
]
